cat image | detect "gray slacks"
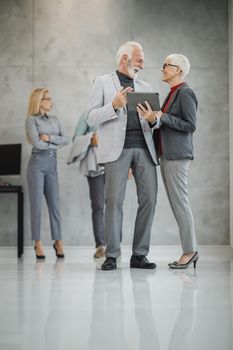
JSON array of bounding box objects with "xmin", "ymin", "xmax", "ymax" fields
[
  {"xmin": 87, "ymin": 174, "xmax": 123, "ymax": 248},
  {"xmin": 160, "ymin": 156, "xmax": 197, "ymax": 254},
  {"xmin": 104, "ymin": 148, "xmax": 158, "ymax": 258},
  {"xmin": 27, "ymin": 150, "xmax": 62, "ymax": 241},
  {"xmin": 87, "ymin": 174, "xmax": 105, "ymax": 247}
]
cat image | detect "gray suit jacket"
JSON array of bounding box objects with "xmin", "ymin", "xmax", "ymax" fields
[
  {"xmin": 87, "ymin": 71, "xmax": 158, "ymax": 165},
  {"xmin": 155, "ymin": 83, "xmax": 197, "ymax": 160}
]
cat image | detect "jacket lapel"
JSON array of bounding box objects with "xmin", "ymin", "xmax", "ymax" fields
[
  {"xmin": 112, "ymin": 71, "xmax": 122, "ymax": 91},
  {"xmin": 162, "ymin": 83, "xmax": 188, "ymax": 111},
  {"xmin": 133, "ymin": 78, "xmax": 140, "ymax": 92},
  {"xmin": 111, "ymin": 71, "xmax": 128, "ymax": 112},
  {"xmin": 161, "ymin": 93, "xmax": 170, "ymax": 110}
]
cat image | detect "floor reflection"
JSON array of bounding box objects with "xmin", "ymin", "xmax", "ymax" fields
[
  {"xmin": 89, "ymin": 267, "xmax": 127, "ymax": 349},
  {"xmin": 168, "ymin": 270, "xmax": 198, "ymax": 350},
  {"xmin": 44, "ymin": 259, "xmax": 65, "ymax": 350},
  {"xmin": 0, "ymin": 249, "xmax": 232, "ymax": 350},
  {"xmin": 130, "ymin": 270, "xmax": 159, "ymax": 350}
]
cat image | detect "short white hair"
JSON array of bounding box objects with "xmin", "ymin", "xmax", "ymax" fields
[
  {"xmin": 166, "ymin": 54, "xmax": 190, "ymax": 78},
  {"xmin": 116, "ymin": 41, "xmax": 143, "ymax": 66}
]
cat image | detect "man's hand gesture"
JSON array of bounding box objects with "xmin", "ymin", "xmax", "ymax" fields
[{"xmin": 112, "ymin": 86, "xmax": 133, "ymax": 110}]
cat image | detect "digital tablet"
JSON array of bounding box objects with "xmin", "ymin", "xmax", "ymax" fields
[{"xmin": 127, "ymin": 92, "xmax": 160, "ymax": 112}]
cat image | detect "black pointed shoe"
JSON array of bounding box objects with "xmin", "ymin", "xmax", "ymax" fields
[
  {"xmin": 130, "ymin": 255, "xmax": 156, "ymax": 269},
  {"xmin": 53, "ymin": 243, "xmax": 65, "ymax": 258},
  {"xmin": 101, "ymin": 257, "xmax": 117, "ymax": 271},
  {"xmin": 34, "ymin": 246, "xmax": 45, "ymax": 260}
]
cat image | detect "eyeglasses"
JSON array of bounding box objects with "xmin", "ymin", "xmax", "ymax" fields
[
  {"xmin": 42, "ymin": 97, "xmax": 53, "ymax": 101},
  {"xmin": 162, "ymin": 63, "xmax": 179, "ymax": 69}
]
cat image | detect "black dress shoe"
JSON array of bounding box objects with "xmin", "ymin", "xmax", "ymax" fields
[
  {"xmin": 101, "ymin": 257, "xmax": 117, "ymax": 270},
  {"xmin": 130, "ymin": 255, "xmax": 156, "ymax": 269}
]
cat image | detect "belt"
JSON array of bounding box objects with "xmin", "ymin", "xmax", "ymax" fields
[{"xmin": 32, "ymin": 149, "xmax": 57, "ymax": 157}]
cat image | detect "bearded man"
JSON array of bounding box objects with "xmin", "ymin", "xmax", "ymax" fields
[{"xmin": 87, "ymin": 41, "xmax": 158, "ymax": 270}]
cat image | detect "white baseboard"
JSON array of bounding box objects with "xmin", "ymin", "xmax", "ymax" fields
[{"xmin": 0, "ymin": 245, "xmax": 232, "ymax": 261}]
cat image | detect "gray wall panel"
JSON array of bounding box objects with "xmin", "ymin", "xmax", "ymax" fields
[{"xmin": 0, "ymin": 0, "xmax": 229, "ymax": 246}]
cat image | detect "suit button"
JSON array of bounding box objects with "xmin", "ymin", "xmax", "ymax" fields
[{"xmin": 122, "ymin": 127, "xmax": 125, "ymax": 130}]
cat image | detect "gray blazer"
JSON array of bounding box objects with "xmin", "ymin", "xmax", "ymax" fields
[
  {"xmin": 155, "ymin": 83, "xmax": 197, "ymax": 160},
  {"xmin": 87, "ymin": 71, "xmax": 158, "ymax": 165}
]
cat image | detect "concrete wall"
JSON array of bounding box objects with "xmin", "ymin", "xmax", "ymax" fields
[
  {"xmin": 229, "ymin": 0, "xmax": 233, "ymax": 247},
  {"xmin": 0, "ymin": 0, "xmax": 229, "ymax": 246}
]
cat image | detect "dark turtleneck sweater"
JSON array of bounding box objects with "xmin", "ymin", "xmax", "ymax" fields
[{"xmin": 116, "ymin": 70, "xmax": 147, "ymax": 149}]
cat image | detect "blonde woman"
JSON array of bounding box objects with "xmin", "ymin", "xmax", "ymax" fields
[{"xmin": 26, "ymin": 88, "xmax": 69, "ymax": 259}]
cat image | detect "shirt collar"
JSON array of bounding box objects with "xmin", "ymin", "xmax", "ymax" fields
[
  {"xmin": 170, "ymin": 82, "xmax": 185, "ymax": 93},
  {"xmin": 38, "ymin": 113, "xmax": 49, "ymax": 119},
  {"xmin": 116, "ymin": 70, "xmax": 133, "ymax": 84}
]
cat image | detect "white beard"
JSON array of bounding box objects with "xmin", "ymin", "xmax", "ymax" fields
[{"xmin": 127, "ymin": 61, "xmax": 140, "ymax": 79}]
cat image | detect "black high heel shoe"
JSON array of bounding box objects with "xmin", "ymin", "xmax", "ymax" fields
[
  {"xmin": 34, "ymin": 246, "xmax": 45, "ymax": 259},
  {"xmin": 169, "ymin": 252, "xmax": 199, "ymax": 269},
  {"xmin": 53, "ymin": 243, "xmax": 65, "ymax": 258}
]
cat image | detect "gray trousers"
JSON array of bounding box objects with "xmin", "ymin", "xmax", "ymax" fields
[
  {"xmin": 87, "ymin": 174, "xmax": 105, "ymax": 247},
  {"xmin": 27, "ymin": 151, "xmax": 62, "ymax": 241},
  {"xmin": 87, "ymin": 174, "xmax": 123, "ymax": 248},
  {"xmin": 104, "ymin": 148, "xmax": 158, "ymax": 258},
  {"xmin": 160, "ymin": 157, "xmax": 197, "ymax": 254}
]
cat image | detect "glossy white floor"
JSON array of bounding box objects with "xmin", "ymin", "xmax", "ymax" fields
[{"xmin": 0, "ymin": 246, "xmax": 232, "ymax": 350}]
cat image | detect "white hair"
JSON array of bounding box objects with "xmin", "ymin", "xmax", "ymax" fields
[
  {"xmin": 166, "ymin": 54, "xmax": 190, "ymax": 78},
  {"xmin": 116, "ymin": 41, "xmax": 143, "ymax": 66}
]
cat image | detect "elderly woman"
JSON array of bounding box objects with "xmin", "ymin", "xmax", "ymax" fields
[
  {"xmin": 26, "ymin": 88, "xmax": 69, "ymax": 259},
  {"xmin": 137, "ymin": 54, "xmax": 198, "ymax": 269}
]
